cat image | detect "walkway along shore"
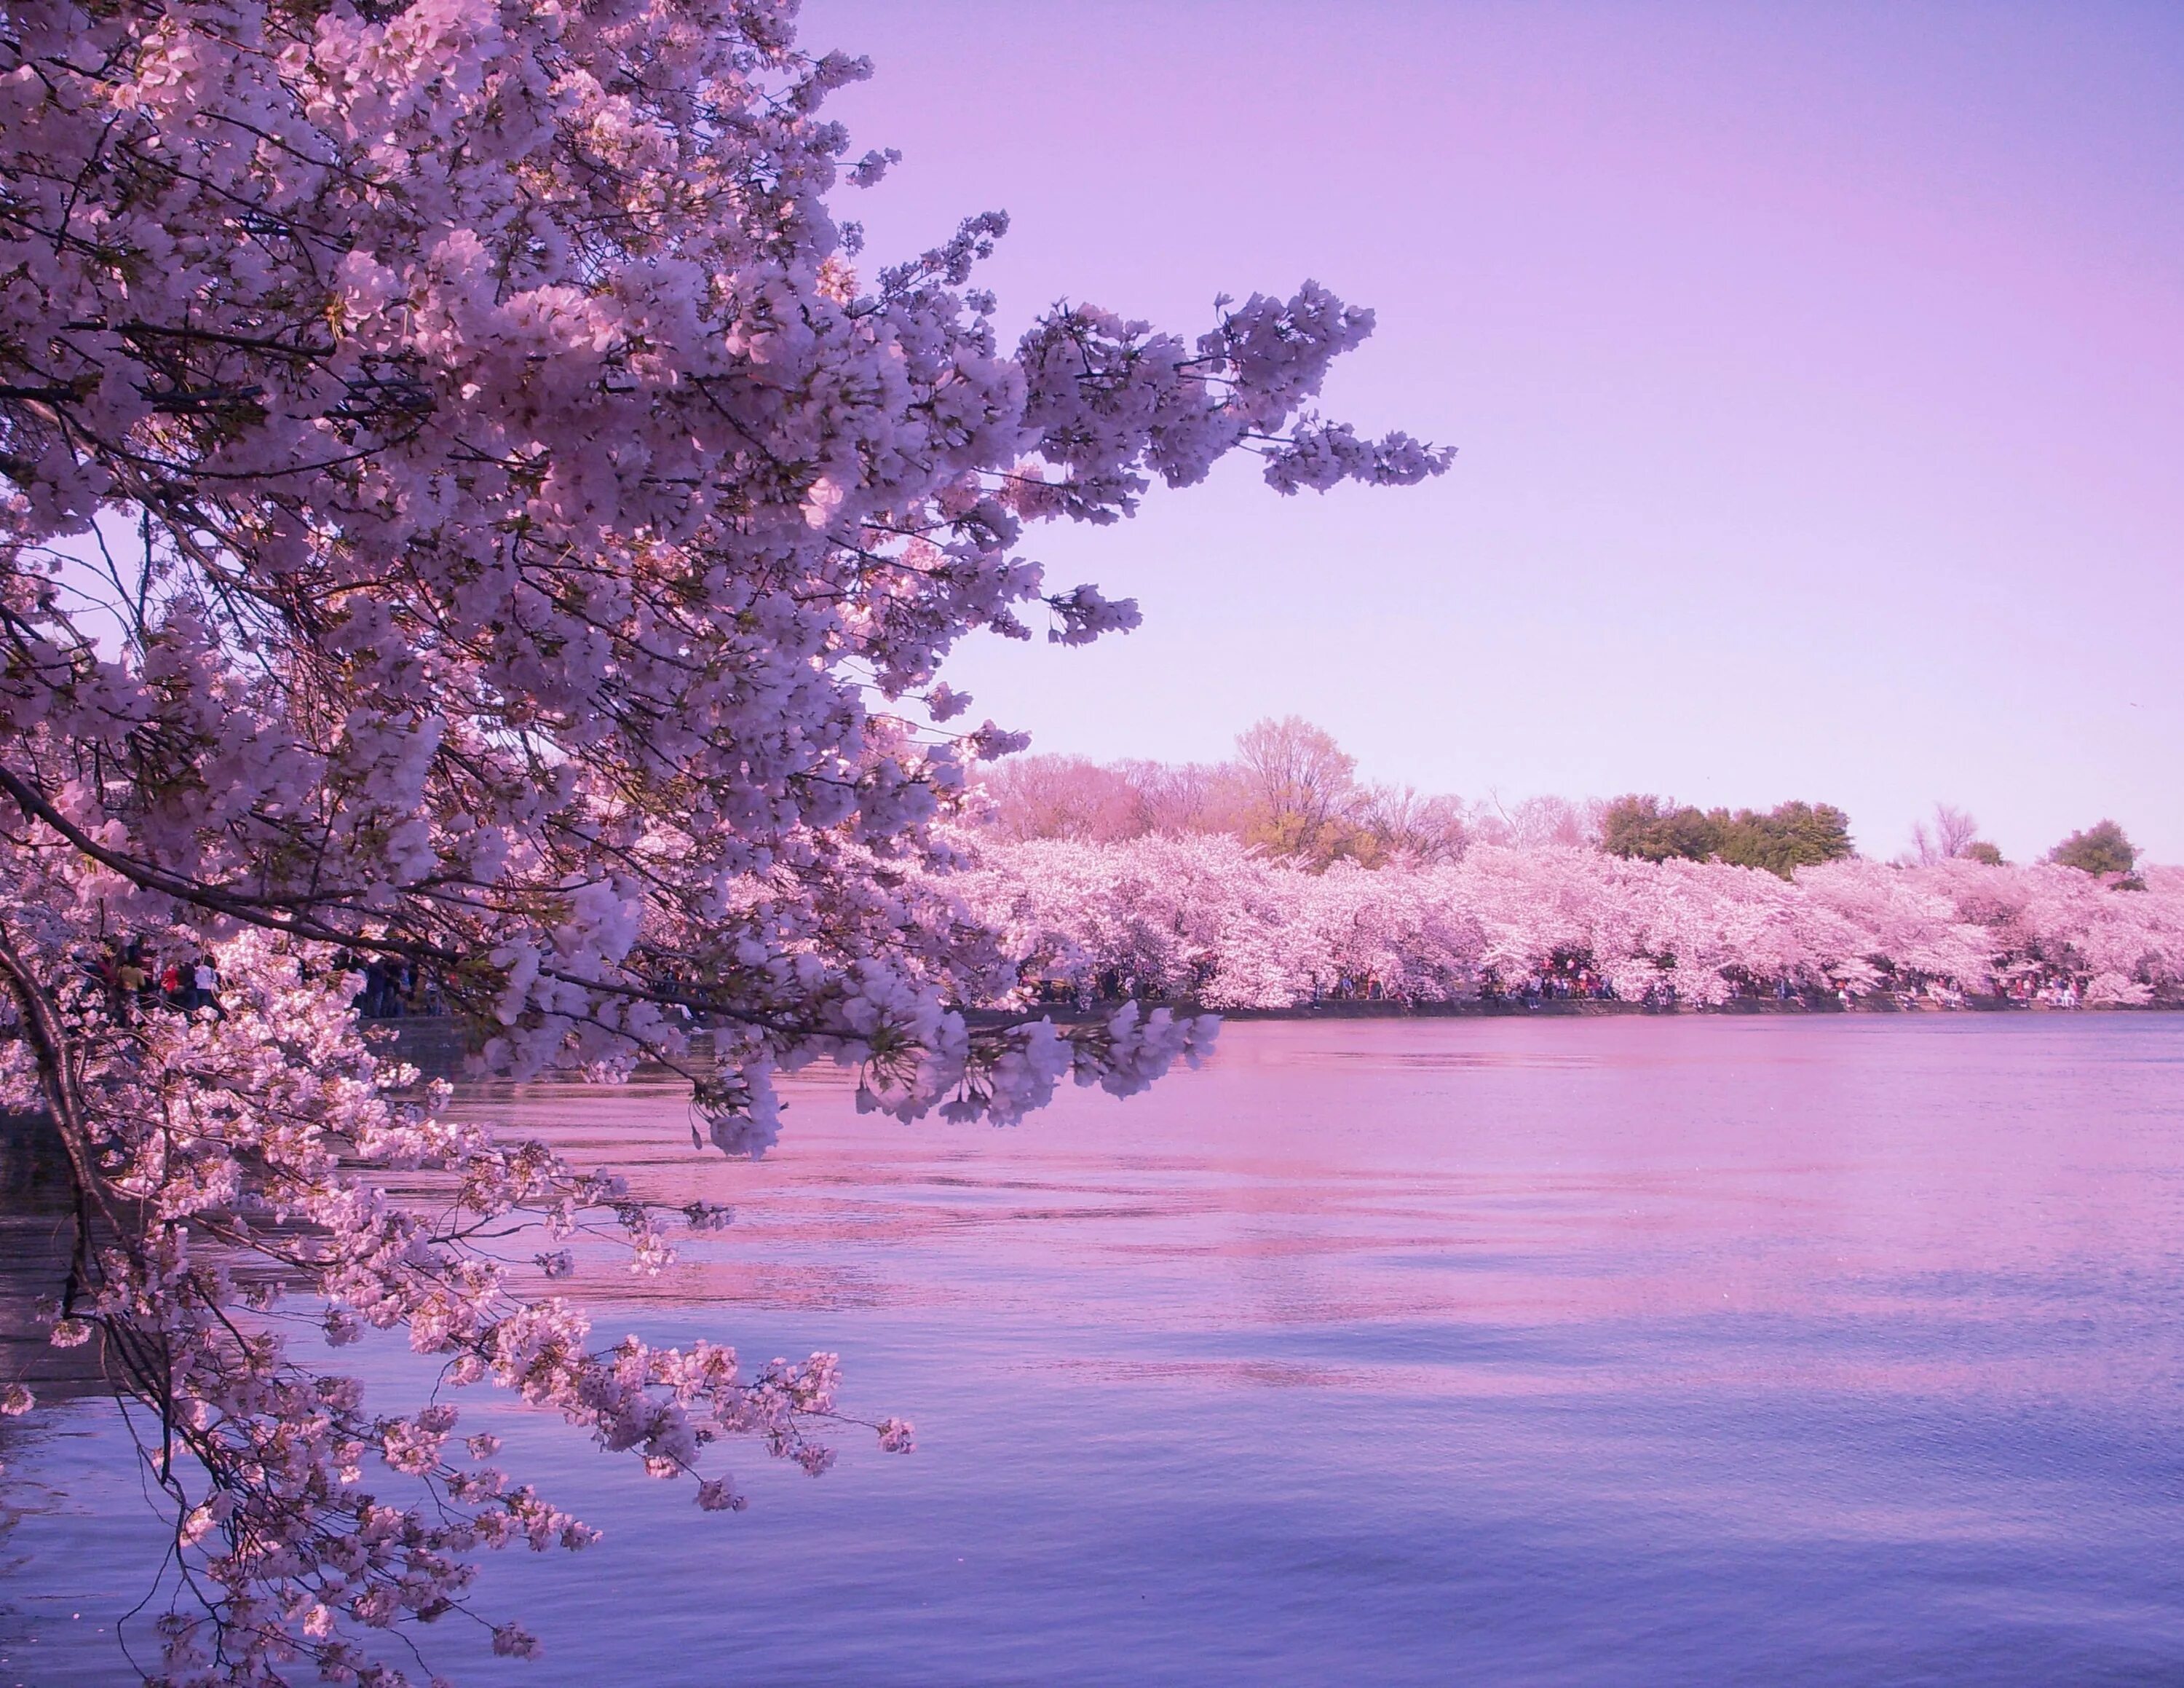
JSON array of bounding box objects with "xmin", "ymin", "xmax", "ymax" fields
[{"xmin": 965, "ymin": 992, "xmax": 2180, "ymax": 1028}]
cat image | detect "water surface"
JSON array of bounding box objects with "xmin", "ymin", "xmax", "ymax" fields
[{"xmin": 4, "ymin": 1016, "xmax": 2181, "ymax": 1685}]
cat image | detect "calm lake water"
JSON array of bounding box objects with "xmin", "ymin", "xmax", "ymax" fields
[{"xmin": 4, "ymin": 1015, "xmax": 2183, "ymax": 1686}]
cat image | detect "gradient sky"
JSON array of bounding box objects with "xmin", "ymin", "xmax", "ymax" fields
[{"xmin": 809, "ymin": 0, "xmax": 2184, "ymax": 863}]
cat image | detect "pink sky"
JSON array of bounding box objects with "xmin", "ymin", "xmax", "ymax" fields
[{"xmin": 812, "ymin": 0, "xmax": 2184, "ymax": 863}]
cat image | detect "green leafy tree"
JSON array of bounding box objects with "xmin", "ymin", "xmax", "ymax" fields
[
  {"xmin": 1599, "ymin": 795, "xmax": 1719, "ymax": 864},
  {"xmin": 1601, "ymin": 795, "xmax": 1853, "ymax": 879},
  {"xmin": 2049, "ymin": 820, "xmax": 2138, "ymax": 876},
  {"xmin": 1715, "ymin": 801, "xmax": 1855, "ymax": 876}
]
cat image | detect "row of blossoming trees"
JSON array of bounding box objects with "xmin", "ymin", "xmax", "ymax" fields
[{"xmin": 946, "ymin": 837, "xmax": 2184, "ymax": 1010}]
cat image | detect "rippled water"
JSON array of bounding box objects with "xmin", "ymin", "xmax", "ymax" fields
[{"xmin": 6, "ymin": 1015, "xmax": 2183, "ymax": 1685}]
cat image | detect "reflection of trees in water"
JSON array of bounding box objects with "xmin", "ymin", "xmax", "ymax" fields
[{"xmin": 0, "ymin": 1112, "xmax": 104, "ymax": 1403}]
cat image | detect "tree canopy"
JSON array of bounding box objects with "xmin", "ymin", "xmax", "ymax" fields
[
  {"xmin": 1599, "ymin": 795, "xmax": 1854, "ymax": 879},
  {"xmin": 976, "ymin": 720, "xmax": 1487, "ymax": 868},
  {"xmin": 2050, "ymin": 820, "xmax": 2139, "ymax": 877},
  {"xmin": 957, "ymin": 835, "xmax": 2184, "ymax": 1011},
  {"xmin": 0, "ymin": 1, "xmax": 1447, "ymax": 1679}
]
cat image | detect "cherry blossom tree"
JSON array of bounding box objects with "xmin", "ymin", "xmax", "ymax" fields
[
  {"xmin": 955, "ymin": 837, "xmax": 2184, "ymax": 1014},
  {"xmin": 0, "ymin": 0, "xmax": 1452, "ymax": 1679}
]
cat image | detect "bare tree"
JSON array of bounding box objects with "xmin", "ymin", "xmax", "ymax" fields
[
  {"xmin": 978, "ymin": 756, "xmax": 1147, "ymax": 842},
  {"xmin": 1909, "ymin": 802, "xmax": 1982, "ymax": 865},
  {"xmin": 1353, "ymin": 783, "xmax": 1471, "ymax": 864},
  {"xmin": 1476, "ymin": 793, "xmax": 1605, "ymax": 851},
  {"xmin": 974, "ymin": 724, "xmax": 1479, "ymax": 871},
  {"xmin": 1233, "ymin": 717, "xmax": 1358, "ymax": 859},
  {"xmin": 1118, "ymin": 760, "xmax": 1247, "ymax": 836}
]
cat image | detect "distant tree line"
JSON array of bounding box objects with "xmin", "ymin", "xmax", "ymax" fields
[
  {"xmin": 975, "ymin": 716, "xmax": 1594, "ymax": 869},
  {"xmin": 976, "ymin": 719, "xmax": 2145, "ymax": 883},
  {"xmin": 953, "ymin": 835, "xmax": 2184, "ymax": 1014}
]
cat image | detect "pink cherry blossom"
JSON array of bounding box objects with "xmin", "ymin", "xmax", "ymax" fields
[
  {"xmin": 949, "ymin": 837, "xmax": 2183, "ymax": 1011},
  {"xmin": 0, "ymin": 0, "xmax": 1446, "ymax": 1680}
]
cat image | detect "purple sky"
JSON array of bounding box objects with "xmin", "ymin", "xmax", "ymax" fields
[{"xmin": 812, "ymin": 0, "xmax": 2184, "ymax": 863}]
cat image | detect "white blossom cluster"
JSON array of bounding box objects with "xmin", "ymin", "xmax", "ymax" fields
[
  {"xmin": 950, "ymin": 837, "xmax": 2184, "ymax": 1009},
  {"xmin": 0, "ymin": 907, "xmax": 909, "ymax": 1686},
  {"xmin": 0, "ymin": 0, "xmax": 1438, "ymax": 1100},
  {"xmin": 0, "ymin": 0, "xmax": 1444, "ymax": 1681}
]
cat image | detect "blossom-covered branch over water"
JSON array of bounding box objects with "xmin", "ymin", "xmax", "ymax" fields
[{"xmin": 0, "ymin": 0, "xmax": 1446, "ymax": 1679}]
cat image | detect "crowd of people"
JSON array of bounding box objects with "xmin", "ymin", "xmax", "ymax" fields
[
  {"xmin": 66, "ymin": 942, "xmax": 459, "ymax": 1025},
  {"xmin": 87, "ymin": 941, "xmax": 223, "ymax": 1022},
  {"xmin": 1309, "ymin": 961, "xmax": 1625, "ymax": 1006},
  {"xmin": 340, "ymin": 955, "xmax": 446, "ymax": 1020},
  {"xmin": 2003, "ymin": 967, "xmax": 2084, "ymax": 1009}
]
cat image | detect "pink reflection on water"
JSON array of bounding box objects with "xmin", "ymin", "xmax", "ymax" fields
[
  {"xmin": 453, "ymin": 1016, "xmax": 2183, "ymax": 1416},
  {"xmin": 14, "ymin": 1014, "xmax": 2183, "ymax": 1684}
]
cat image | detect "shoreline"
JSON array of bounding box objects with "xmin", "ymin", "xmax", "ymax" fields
[
  {"xmin": 357, "ymin": 995, "xmax": 2182, "ymax": 1044},
  {"xmin": 972, "ymin": 993, "xmax": 2181, "ymax": 1026}
]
